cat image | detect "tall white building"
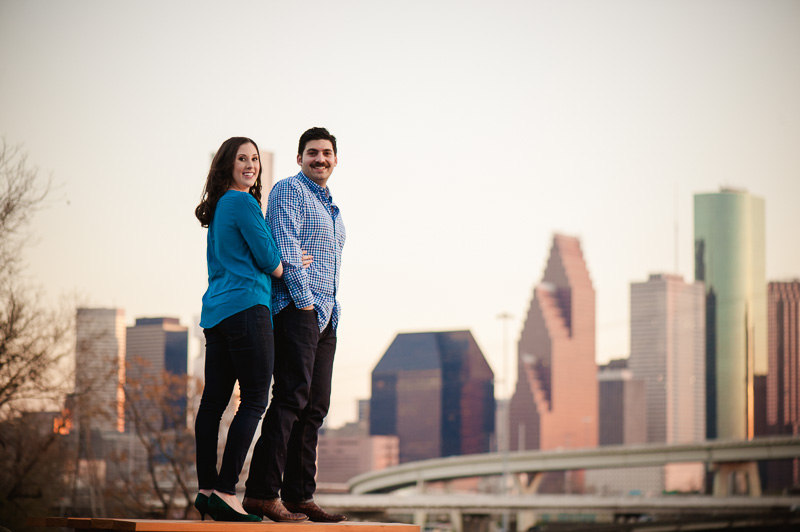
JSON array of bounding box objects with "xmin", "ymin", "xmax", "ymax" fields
[
  {"xmin": 75, "ymin": 308, "xmax": 126, "ymax": 433},
  {"xmin": 629, "ymin": 274, "xmax": 706, "ymax": 492}
]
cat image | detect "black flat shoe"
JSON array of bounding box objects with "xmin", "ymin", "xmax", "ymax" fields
[
  {"xmin": 208, "ymin": 493, "xmax": 262, "ymax": 522},
  {"xmin": 194, "ymin": 493, "xmax": 209, "ymax": 520}
]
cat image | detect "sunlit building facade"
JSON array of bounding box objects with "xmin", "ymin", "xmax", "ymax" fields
[
  {"xmin": 75, "ymin": 308, "xmax": 127, "ymax": 433},
  {"xmin": 629, "ymin": 274, "xmax": 705, "ymax": 445},
  {"xmin": 629, "ymin": 273, "xmax": 706, "ymax": 492},
  {"xmin": 317, "ymin": 398, "xmax": 399, "ymax": 486},
  {"xmin": 317, "ymin": 434, "xmax": 399, "ymax": 486},
  {"xmin": 766, "ymin": 280, "xmax": 800, "ymax": 490},
  {"xmin": 694, "ymin": 188, "xmax": 766, "ymax": 440},
  {"xmin": 509, "ymin": 234, "xmax": 598, "ymax": 453}
]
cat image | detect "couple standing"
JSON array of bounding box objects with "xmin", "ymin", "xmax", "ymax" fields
[{"xmin": 193, "ymin": 128, "xmax": 346, "ymax": 522}]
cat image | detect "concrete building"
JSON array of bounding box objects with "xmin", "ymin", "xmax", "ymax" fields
[
  {"xmin": 509, "ymin": 234, "xmax": 598, "ymax": 453},
  {"xmin": 317, "ymin": 399, "xmax": 399, "ymax": 488},
  {"xmin": 597, "ymin": 359, "xmax": 646, "ymax": 446},
  {"xmin": 586, "ymin": 360, "xmax": 661, "ymax": 496},
  {"xmin": 628, "ymin": 274, "xmax": 706, "ymax": 492},
  {"xmin": 317, "ymin": 433, "xmax": 399, "ymax": 486},
  {"xmin": 125, "ymin": 317, "xmax": 189, "ymax": 431},
  {"xmin": 74, "ymin": 308, "xmax": 127, "ymax": 433},
  {"xmin": 766, "ymin": 280, "xmax": 800, "ymax": 490},
  {"xmin": 694, "ymin": 188, "xmax": 766, "ymax": 440},
  {"xmin": 370, "ymin": 330, "xmax": 495, "ymax": 463},
  {"xmin": 629, "ymin": 274, "xmax": 706, "ymax": 445}
]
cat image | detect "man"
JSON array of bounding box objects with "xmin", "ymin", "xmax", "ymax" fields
[{"xmin": 243, "ymin": 127, "xmax": 347, "ymax": 523}]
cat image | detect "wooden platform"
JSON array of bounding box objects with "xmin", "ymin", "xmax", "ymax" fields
[{"xmin": 28, "ymin": 518, "xmax": 419, "ymax": 532}]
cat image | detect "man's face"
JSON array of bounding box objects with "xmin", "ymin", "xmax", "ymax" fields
[{"xmin": 298, "ymin": 139, "xmax": 337, "ymax": 187}]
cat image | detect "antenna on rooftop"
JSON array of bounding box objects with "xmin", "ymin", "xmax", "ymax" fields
[{"xmin": 674, "ymin": 183, "xmax": 679, "ymax": 274}]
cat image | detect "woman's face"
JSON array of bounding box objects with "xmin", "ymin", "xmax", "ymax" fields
[{"xmin": 230, "ymin": 142, "xmax": 260, "ymax": 192}]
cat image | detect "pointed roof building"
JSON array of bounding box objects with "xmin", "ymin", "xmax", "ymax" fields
[{"xmin": 509, "ymin": 234, "xmax": 597, "ymax": 452}]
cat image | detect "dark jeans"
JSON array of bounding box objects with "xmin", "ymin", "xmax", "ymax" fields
[
  {"xmin": 245, "ymin": 304, "xmax": 337, "ymax": 502},
  {"xmin": 195, "ymin": 305, "xmax": 273, "ymax": 495}
]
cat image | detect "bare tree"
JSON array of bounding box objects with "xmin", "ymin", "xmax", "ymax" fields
[
  {"xmin": 105, "ymin": 362, "xmax": 198, "ymax": 519},
  {"xmin": 0, "ymin": 139, "xmax": 47, "ymax": 278},
  {"xmin": 0, "ymin": 139, "xmax": 74, "ymax": 529},
  {"xmin": 0, "ymin": 138, "xmax": 72, "ymax": 419}
]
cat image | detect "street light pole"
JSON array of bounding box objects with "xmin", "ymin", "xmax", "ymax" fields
[{"xmin": 496, "ymin": 312, "xmax": 513, "ymax": 532}]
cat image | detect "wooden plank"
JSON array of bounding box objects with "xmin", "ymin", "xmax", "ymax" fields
[
  {"xmin": 27, "ymin": 516, "xmax": 83, "ymax": 528},
  {"xmin": 91, "ymin": 518, "xmax": 121, "ymax": 531},
  {"xmin": 32, "ymin": 518, "xmax": 419, "ymax": 532},
  {"xmin": 67, "ymin": 518, "xmax": 94, "ymax": 529},
  {"xmin": 44, "ymin": 518, "xmax": 70, "ymax": 528},
  {"xmin": 103, "ymin": 520, "xmax": 418, "ymax": 532}
]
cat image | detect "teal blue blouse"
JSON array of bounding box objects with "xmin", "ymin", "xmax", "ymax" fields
[{"xmin": 200, "ymin": 190, "xmax": 281, "ymax": 328}]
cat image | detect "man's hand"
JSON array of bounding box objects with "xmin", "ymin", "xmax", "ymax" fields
[{"xmin": 301, "ymin": 305, "xmax": 314, "ymax": 310}]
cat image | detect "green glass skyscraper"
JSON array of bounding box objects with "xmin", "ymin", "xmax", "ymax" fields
[{"xmin": 694, "ymin": 188, "xmax": 766, "ymax": 441}]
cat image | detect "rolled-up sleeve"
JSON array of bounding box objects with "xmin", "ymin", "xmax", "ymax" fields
[{"xmin": 268, "ymin": 182, "xmax": 314, "ymax": 309}]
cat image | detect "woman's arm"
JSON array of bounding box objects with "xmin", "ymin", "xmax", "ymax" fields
[{"xmin": 271, "ymin": 251, "xmax": 312, "ymax": 279}]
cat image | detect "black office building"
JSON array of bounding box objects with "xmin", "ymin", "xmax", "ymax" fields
[{"xmin": 370, "ymin": 330, "xmax": 495, "ymax": 463}]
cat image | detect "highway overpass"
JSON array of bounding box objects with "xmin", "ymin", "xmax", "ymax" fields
[{"xmin": 349, "ymin": 435, "xmax": 800, "ymax": 495}]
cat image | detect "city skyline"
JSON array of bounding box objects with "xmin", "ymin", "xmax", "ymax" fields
[{"xmin": 2, "ymin": 1, "xmax": 799, "ymax": 429}]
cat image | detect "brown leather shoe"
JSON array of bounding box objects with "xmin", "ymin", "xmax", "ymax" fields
[
  {"xmin": 283, "ymin": 500, "xmax": 346, "ymax": 522},
  {"xmin": 242, "ymin": 497, "xmax": 308, "ymax": 522}
]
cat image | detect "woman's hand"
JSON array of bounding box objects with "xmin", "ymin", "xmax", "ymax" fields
[
  {"xmin": 271, "ymin": 251, "xmax": 312, "ymax": 279},
  {"xmin": 301, "ymin": 250, "xmax": 313, "ymax": 269}
]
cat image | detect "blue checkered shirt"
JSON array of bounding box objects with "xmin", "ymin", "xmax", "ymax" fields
[{"xmin": 267, "ymin": 171, "xmax": 346, "ymax": 332}]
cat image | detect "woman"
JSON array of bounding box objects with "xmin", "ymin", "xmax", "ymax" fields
[{"xmin": 193, "ymin": 137, "xmax": 309, "ymax": 522}]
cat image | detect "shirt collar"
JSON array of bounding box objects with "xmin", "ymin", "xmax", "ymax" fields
[{"xmin": 297, "ymin": 171, "xmax": 330, "ymax": 198}]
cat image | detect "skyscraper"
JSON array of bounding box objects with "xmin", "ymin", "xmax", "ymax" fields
[
  {"xmin": 629, "ymin": 274, "xmax": 705, "ymax": 445},
  {"xmin": 694, "ymin": 188, "xmax": 766, "ymax": 440},
  {"xmin": 74, "ymin": 308, "xmax": 126, "ymax": 433},
  {"xmin": 597, "ymin": 359, "xmax": 646, "ymax": 447},
  {"xmin": 125, "ymin": 317, "xmax": 189, "ymax": 430},
  {"xmin": 766, "ymin": 280, "xmax": 800, "ymax": 489},
  {"xmin": 370, "ymin": 330, "xmax": 495, "ymax": 463},
  {"xmin": 588, "ymin": 359, "xmax": 661, "ymax": 496},
  {"xmin": 316, "ymin": 400, "xmax": 399, "ymax": 486},
  {"xmin": 509, "ymin": 234, "xmax": 597, "ymax": 452}
]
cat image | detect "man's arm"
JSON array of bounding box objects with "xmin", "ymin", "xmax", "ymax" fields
[{"xmin": 268, "ymin": 181, "xmax": 314, "ymax": 309}]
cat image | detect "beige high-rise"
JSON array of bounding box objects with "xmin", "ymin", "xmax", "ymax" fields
[
  {"xmin": 629, "ymin": 274, "xmax": 705, "ymax": 445},
  {"xmin": 629, "ymin": 274, "xmax": 706, "ymax": 492},
  {"xmin": 75, "ymin": 308, "xmax": 126, "ymax": 433}
]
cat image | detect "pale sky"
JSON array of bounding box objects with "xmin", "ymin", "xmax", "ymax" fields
[{"xmin": 2, "ymin": 0, "xmax": 798, "ymax": 428}]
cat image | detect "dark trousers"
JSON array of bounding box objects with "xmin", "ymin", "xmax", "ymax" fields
[
  {"xmin": 195, "ymin": 305, "xmax": 273, "ymax": 495},
  {"xmin": 245, "ymin": 304, "xmax": 337, "ymax": 502}
]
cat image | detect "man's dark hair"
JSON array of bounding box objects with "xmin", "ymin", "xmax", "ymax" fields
[{"xmin": 298, "ymin": 127, "xmax": 337, "ymax": 156}]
